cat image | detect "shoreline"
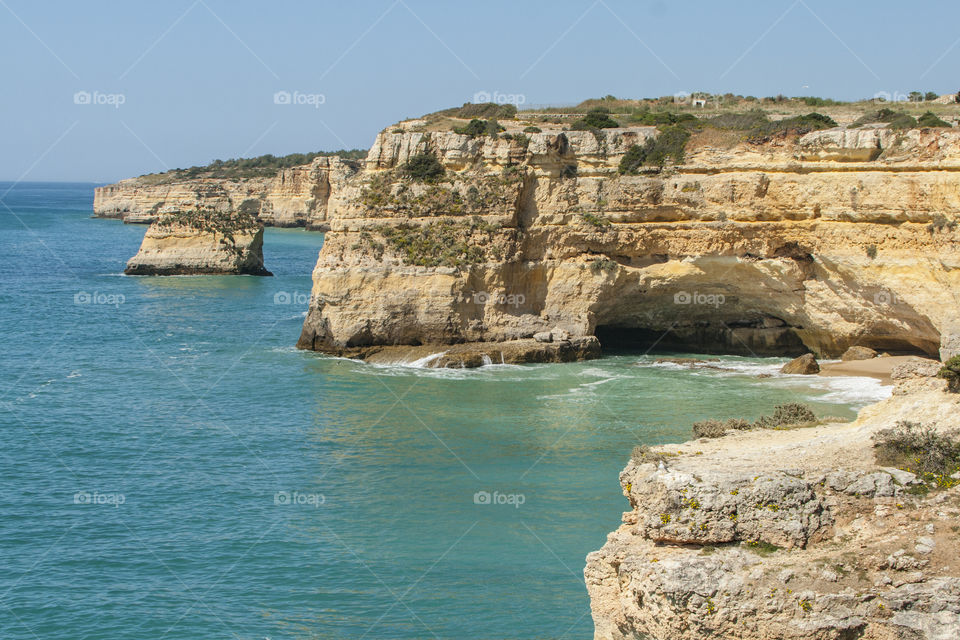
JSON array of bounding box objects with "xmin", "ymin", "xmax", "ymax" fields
[{"xmin": 817, "ymin": 354, "xmax": 933, "ymax": 385}]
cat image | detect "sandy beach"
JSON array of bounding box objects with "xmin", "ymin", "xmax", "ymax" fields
[{"xmin": 817, "ymin": 355, "xmax": 932, "ymax": 385}]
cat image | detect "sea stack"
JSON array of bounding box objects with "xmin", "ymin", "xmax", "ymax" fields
[{"xmin": 124, "ymin": 206, "xmax": 272, "ymax": 276}]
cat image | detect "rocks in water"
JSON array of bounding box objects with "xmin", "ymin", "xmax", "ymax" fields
[
  {"xmin": 534, "ymin": 328, "xmax": 570, "ymax": 344},
  {"xmin": 842, "ymin": 345, "xmax": 878, "ymax": 361},
  {"xmin": 324, "ymin": 336, "xmax": 601, "ymax": 368},
  {"xmin": 781, "ymin": 353, "xmax": 820, "ymax": 374},
  {"xmin": 125, "ymin": 207, "xmax": 272, "ymax": 276}
]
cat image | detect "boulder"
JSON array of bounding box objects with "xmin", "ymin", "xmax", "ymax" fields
[
  {"xmin": 941, "ymin": 329, "xmax": 960, "ymax": 362},
  {"xmin": 781, "ymin": 353, "xmax": 820, "ymax": 374},
  {"xmin": 841, "ymin": 346, "xmax": 878, "ymax": 361},
  {"xmin": 533, "ymin": 331, "xmax": 553, "ymax": 343}
]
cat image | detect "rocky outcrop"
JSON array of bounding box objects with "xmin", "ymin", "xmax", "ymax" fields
[
  {"xmin": 296, "ymin": 120, "xmax": 960, "ymax": 362},
  {"xmin": 842, "ymin": 346, "xmax": 878, "ymax": 361},
  {"xmin": 781, "ymin": 353, "xmax": 820, "ymax": 374},
  {"xmin": 124, "ymin": 208, "xmax": 271, "ymax": 276},
  {"xmin": 585, "ymin": 372, "xmax": 960, "ymax": 640},
  {"xmin": 95, "ymin": 156, "xmax": 359, "ymax": 229}
]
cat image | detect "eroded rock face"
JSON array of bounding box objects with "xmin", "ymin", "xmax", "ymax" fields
[
  {"xmin": 586, "ymin": 376, "xmax": 960, "ymax": 640},
  {"xmin": 297, "ymin": 124, "xmax": 960, "ymax": 360},
  {"xmin": 781, "ymin": 353, "xmax": 820, "ymax": 374},
  {"xmin": 842, "ymin": 346, "xmax": 878, "ymax": 361},
  {"xmin": 124, "ymin": 212, "xmax": 271, "ymax": 276},
  {"xmin": 95, "ymin": 156, "xmax": 358, "ymax": 229}
]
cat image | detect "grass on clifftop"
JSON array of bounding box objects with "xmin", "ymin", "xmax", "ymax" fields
[
  {"xmin": 691, "ymin": 403, "xmax": 829, "ymax": 439},
  {"xmin": 139, "ymin": 149, "xmax": 367, "ymax": 183},
  {"xmin": 157, "ymin": 206, "xmax": 261, "ymax": 249}
]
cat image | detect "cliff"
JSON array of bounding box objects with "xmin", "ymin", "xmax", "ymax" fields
[
  {"xmin": 124, "ymin": 207, "xmax": 271, "ymax": 276},
  {"xmin": 295, "ymin": 118, "xmax": 960, "ymax": 364},
  {"xmin": 585, "ymin": 360, "xmax": 960, "ymax": 640},
  {"xmin": 95, "ymin": 156, "xmax": 359, "ymax": 229}
]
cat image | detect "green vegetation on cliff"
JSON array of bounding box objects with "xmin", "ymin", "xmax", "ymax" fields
[
  {"xmin": 374, "ymin": 217, "xmax": 501, "ymax": 268},
  {"xmin": 157, "ymin": 205, "xmax": 261, "ymax": 254},
  {"xmin": 141, "ymin": 149, "xmax": 366, "ymax": 183}
]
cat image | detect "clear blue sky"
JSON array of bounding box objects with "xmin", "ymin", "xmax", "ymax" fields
[{"xmin": 2, "ymin": 0, "xmax": 958, "ymax": 182}]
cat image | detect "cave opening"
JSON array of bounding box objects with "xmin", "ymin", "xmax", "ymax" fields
[{"xmin": 593, "ymin": 324, "xmax": 809, "ymax": 357}]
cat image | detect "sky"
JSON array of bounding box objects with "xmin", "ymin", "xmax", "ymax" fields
[{"xmin": 2, "ymin": 0, "xmax": 959, "ymax": 183}]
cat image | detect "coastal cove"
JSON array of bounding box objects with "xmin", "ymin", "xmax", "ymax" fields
[{"xmin": 1, "ymin": 182, "xmax": 895, "ymax": 639}]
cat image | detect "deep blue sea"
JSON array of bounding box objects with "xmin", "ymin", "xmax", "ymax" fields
[{"xmin": 0, "ymin": 182, "xmax": 891, "ymax": 639}]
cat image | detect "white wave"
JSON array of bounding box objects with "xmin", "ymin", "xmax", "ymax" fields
[
  {"xmin": 407, "ymin": 351, "xmax": 448, "ymax": 368},
  {"xmin": 802, "ymin": 375, "xmax": 892, "ymax": 406}
]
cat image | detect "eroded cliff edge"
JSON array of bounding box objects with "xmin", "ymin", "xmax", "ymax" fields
[
  {"xmin": 295, "ymin": 118, "xmax": 960, "ymax": 364},
  {"xmin": 585, "ymin": 361, "xmax": 960, "ymax": 640},
  {"xmin": 95, "ymin": 155, "xmax": 359, "ymax": 229}
]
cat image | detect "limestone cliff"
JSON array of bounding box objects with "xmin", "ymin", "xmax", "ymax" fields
[
  {"xmin": 296, "ymin": 120, "xmax": 960, "ymax": 363},
  {"xmin": 95, "ymin": 156, "xmax": 358, "ymax": 229},
  {"xmin": 585, "ymin": 362, "xmax": 960, "ymax": 640},
  {"xmin": 124, "ymin": 207, "xmax": 271, "ymax": 276}
]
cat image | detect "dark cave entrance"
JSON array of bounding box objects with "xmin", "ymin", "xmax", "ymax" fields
[{"xmin": 594, "ymin": 324, "xmax": 809, "ymax": 357}]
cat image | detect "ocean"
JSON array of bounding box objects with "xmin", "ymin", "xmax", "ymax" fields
[{"xmin": 0, "ymin": 182, "xmax": 891, "ymax": 639}]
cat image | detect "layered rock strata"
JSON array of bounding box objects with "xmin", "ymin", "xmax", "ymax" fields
[
  {"xmin": 585, "ymin": 363, "xmax": 960, "ymax": 640},
  {"xmin": 95, "ymin": 156, "xmax": 358, "ymax": 229},
  {"xmin": 124, "ymin": 209, "xmax": 271, "ymax": 276},
  {"xmin": 296, "ymin": 123, "xmax": 960, "ymax": 363}
]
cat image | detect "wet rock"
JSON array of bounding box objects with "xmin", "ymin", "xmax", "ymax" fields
[{"xmin": 781, "ymin": 353, "xmax": 820, "ymax": 374}]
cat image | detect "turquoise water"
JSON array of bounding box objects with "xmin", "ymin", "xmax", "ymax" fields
[{"xmin": 0, "ymin": 182, "xmax": 890, "ymax": 639}]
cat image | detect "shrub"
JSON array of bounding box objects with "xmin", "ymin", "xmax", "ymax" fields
[
  {"xmin": 630, "ymin": 110, "xmax": 698, "ymax": 126},
  {"xmin": 401, "ymin": 152, "xmax": 445, "ymax": 183},
  {"xmin": 925, "ymin": 91, "xmax": 939, "ymax": 101},
  {"xmin": 940, "ymin": 355, "xmax": 960, "ymax": 392},
  {"xmin": 693, "ymin": 420, "xmax": 727, "ymax": 439},
  {"xmin": 801, "ymin": 96, "xmax": 840, "ymax": 107},
  {"xmin": 439, "ymin": 102, "xmax": 517, "ymax": 119},
  {"xmin": 874, "ymin": 420, "xmax": 960, "ymax": 488},
  {"xmin": 588, "ymin": 257, "xmax": 617, "ymax": 274},
  {"xmin": 523, "ymin": 125, "xmax": 542, "ymax": 133},
  {"xmin": 918, "ymin": 111, "xmax": 951, "ymax": 128},
  {"xmin": 865, "ymin": 244, "xmax": 878, "ymax": 259},
  {"xmin": 376, "ymin": 219, "xmax": 496, "ymax": 268},
  {"xmin": 927, "ymin": 213, "xmax": 957, "ymax": 233},
  {"xmin": 692, "ymin": 417, "xmax": 754, "ymax": 439},
  {"xmin": 454, "ymin": 118, "xmax": 504, "ymax": 137},
  {"xmin": 747, "ymin": 113, "xmax": 837, "ymax": 142},
  {"xmin": 755, "ymin": 403, "xmax": 816, "ymax": 429},
  {"xmin": 618, "ymin": 125, "xmax": 690, "ymax": 173},
  {"xmin": 573, "ymin": 109, "xmax": 620, "ymax": 129},
  {"xmin": 631, "ymin": 445, "xmax": 669, "ymax": 465},
  {"xmin": 888, "ymin": 113, "xmax": 918, "ymax": 130},
  {"xmin": 581, "ymin": 212, "xmax": 611, "ymax": 228}
]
